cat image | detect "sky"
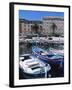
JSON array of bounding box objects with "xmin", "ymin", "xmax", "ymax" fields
[{"xmin": 19, "ymin": 10, "xmax": 64, "ymax": 20}]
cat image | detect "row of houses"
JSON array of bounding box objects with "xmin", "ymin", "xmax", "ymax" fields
[{"xmin": 19, "ymin": 16, "xmax": 64, "ymax": 36}]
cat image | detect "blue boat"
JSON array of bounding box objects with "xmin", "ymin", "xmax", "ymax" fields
[{"xmin": 32, "ymin": 46, "xmax": 64, "ymax": 68}]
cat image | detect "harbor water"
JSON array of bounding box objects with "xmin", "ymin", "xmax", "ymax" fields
[{"xmin": 19, "ymin": 42, "xmax": 64, "ymax": 79}]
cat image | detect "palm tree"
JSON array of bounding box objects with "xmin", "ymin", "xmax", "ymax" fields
[
  {"xmin": 31, "ymin": 23, "xmax": 39, "ymax": 34},
  {"xmin": 50, "ymin": 23, "xmax": 57, "ymax": 36}
]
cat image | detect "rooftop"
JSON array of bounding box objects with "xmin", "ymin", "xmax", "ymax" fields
[{"xmin": 43, "ymin": 16, "xmax": 64, "ymax": 21}]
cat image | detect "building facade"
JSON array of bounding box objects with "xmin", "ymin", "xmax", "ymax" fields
[
  {"xmin": 42, "ymin": 16, "xmax": 64, "ymax": 36},
  {"xmin": 19, "ymin": 19, "xmax": 43, "ymax": 35},
  {"xmin": 19, "ymin": 16, "xmax": 64, "ymax": 36}
]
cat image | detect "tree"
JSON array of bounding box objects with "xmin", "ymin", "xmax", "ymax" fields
[
  {"xmin": 50, "ymin": 23, "xmax": 57, "ymax": 36},
  {"xmin": 31, "ymin": 23, "xmax": 39, "ymax": 34}
]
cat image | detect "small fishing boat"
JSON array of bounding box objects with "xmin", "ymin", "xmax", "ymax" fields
[
  {"xmin": 32, "ymin": 47, "xmax": 64, "ymax": 67},
  {"xmin": 19, "ymin": 54, "xmax": 51, "ymax": 78}
]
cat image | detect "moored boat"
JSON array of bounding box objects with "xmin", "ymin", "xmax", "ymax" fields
[
  {"xmin": 19, "ymin": 54, "xmax": 51, "ymax": 79},
  {"xmin": 32, "ymin": 46, "xmax": 64, "ymax": 67}
]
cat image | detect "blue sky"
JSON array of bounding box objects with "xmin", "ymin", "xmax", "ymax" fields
[{"xmin": 19, "ymin": 10, "xmax": 64, "ymax": 20}]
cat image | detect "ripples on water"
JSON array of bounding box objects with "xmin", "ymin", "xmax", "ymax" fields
[{"xmin": 19, "ymin": 43, "xmax": 64, "ymax": 55}]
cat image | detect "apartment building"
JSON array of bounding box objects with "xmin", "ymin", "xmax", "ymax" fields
[{"xmin": 19, "ymin": 16, "xmax": 64, "ymax": 36}]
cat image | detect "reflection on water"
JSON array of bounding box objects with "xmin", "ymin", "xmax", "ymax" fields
[
  {"xmin": 19, "ymin": 43, "xmax": 32, "ymax": 55},
  {"xmin": 19, "ymin": 43, "xmax": 64, "ymax": 55}
]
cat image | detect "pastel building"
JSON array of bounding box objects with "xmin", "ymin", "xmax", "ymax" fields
[
  {"xmin": 19, "ymin": 16, "xmax": 64, "ymax": 36},
  {"xmin": 19, "ymin": 19, "xmax": 42, "ymax": 35},
  {"xmin": 42, "ymin": 16, "xmax": 64, "ymax": 35}
]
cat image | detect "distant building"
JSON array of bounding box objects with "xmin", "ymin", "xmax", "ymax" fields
[
  {"xmin": 19, "ymin": 19, "xmax": 43, "ymax": 35},
  {"xmin": 42, "ymin": 16, "xmax": 64, "ymax": 35},
  {"xmin": 19, "ymin": 16, "xmax": 64, "ymax": 36}
]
